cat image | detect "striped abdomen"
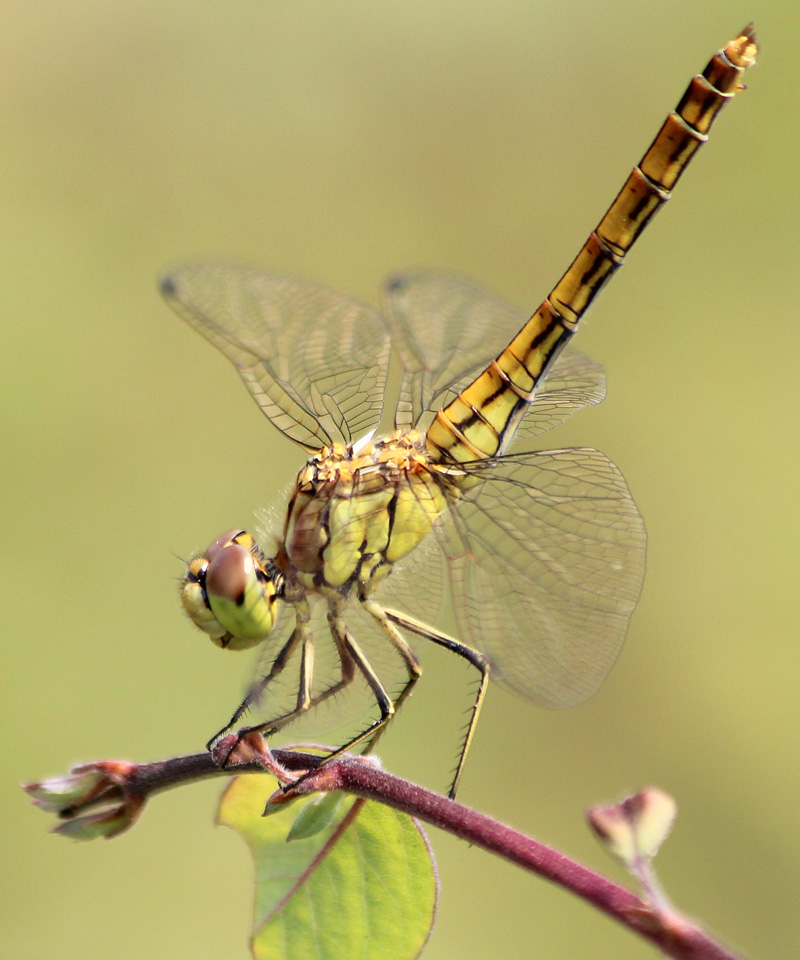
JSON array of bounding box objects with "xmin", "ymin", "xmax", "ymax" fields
[{"xmin": 426, "ymin": 26, "xmax": 758, "ymax": 463}]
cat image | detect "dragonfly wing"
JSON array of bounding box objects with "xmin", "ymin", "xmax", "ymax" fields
[
  {"xmin": 382, "ymin": 271, "xmax": 605, "ymax": 437},
  {"xmin": 510, "ymin": 350, "xmax": 606, "ymax": 446},
  {"xmin": 436, "ymin": 447, "xmax": 645, "ymax": 707},
  {"xmin": 162, "ymin": 263, "xmax": 390, "ymax": 449},
  {"xmin": 383, "ymin": 530, "xmax": 449, "ymax": 633},
  {"xmin": 383, "ymin": 271, "xmax": 524, "ymax": 431}
]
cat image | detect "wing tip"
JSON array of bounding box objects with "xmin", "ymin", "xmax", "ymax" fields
[
  {"xmin": 385, "ymin": 272, "xmax": 412, "ymax": 294},
  {"xmin": 159, "ymin": 272, "xmax": 180, "ymax": 302}
]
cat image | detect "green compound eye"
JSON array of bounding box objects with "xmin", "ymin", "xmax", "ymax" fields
[
  {"xmin": 205, "ymin": 542, "xmax": 276, "ymax": 647},
  {"xmin": 181, "ymin": 531, "xmax": 277, "ymax": 651}
]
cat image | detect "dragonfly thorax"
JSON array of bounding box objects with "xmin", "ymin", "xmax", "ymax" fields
[
  {"xmin": 180, "ymin": 433, "xmax": 457, "ymax": 652},
  {"xmin": 282, "ymin": 430, "xmax": 453, "ymax": 595}
]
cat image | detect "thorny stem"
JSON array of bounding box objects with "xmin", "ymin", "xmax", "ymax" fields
[{"xmin": 31, "ymin": 749, "xmax": 746, "ymax": 960}]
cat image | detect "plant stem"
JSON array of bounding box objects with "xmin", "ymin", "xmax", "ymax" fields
[
  {"xmin": 31, "ymin": 749, "xmax": 746, "ymax": 960},
  {"xmin": 313, "ymin": 757, "xmax": 744, "ymax": 960}
]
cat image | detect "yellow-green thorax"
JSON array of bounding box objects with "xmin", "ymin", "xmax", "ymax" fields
[{"xmin": 282, "ymin": 430, "xmax": 453, "ymax": 593}]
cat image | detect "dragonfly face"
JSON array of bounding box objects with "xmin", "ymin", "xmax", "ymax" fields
[
  {"xmin": 163, "ymin": 27, "xmax": 757, "ymax": 797},
  {"xmin": 181, "ymin": 529, "xmax": 279, "ymax": 650}
]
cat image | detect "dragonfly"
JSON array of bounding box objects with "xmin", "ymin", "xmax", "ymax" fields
[{"xmin": 161, "ymin": 27, "xmax": 757, "ymax": 798}]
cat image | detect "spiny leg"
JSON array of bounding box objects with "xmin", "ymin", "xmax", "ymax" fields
[
  {"xmin": 206, "ymin": 623, "xmax": 303, "ymax": 750},
  {"xmin": 382, "ymin": 606, "xmax": 490, "ymax": 800},
  {"xmin": 285, "ymin": 614, "xmax": 399, "ymax": 791},
  {"xmin": 217, "ymin": 624, "xmax": 313, "ymax": 766},
  {"xmin": 230, "ymin": 613, "xmax": 359, "ymax": 751},
  {"xmin": 358, "ymin": 595, "xmax": 422, "ymax": 757}
]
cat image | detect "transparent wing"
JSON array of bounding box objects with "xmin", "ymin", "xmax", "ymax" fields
[
  {"xmin": 381, "ymin": 527, "xmax": 449, "ymax": 632},
  {"xmin": 382, "ymin": 271, "xmax": 606, "ymax": 439},
  {"xmin": 512, "ymin": 350, "xmax": 606, "ymax": 445},
  {"xmin": 435, "ymin": 447, "xmax": 646, "ymax": 707},
  {"xmin": 383, "ymin": 271, "xmax": 524, "ymax": 431},
  {"xmin": 162, "ymin": 263, "xmax": 391, "ymax": 450}
]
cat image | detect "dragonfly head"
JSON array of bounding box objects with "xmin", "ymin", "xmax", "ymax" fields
[{"xmin": 180, "ymin": 530, "xmax": 280, "ymax": 650}]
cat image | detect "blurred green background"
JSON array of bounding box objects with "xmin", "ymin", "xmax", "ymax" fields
[{"xmin": 3, "ymin": 1, "xmax": 798, "ymax": 958}]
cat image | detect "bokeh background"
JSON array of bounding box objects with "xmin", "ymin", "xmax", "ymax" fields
[{"xmin": 3, "ymin": 2, "xmax": 798, "ymax": 958}]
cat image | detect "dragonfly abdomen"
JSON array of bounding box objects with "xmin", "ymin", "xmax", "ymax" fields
[
  {"xmin": 426, "ymin": 25, "xmax": 757, "ymax": 465},
  {"xmin": 426, "ymin": 307, "xmax": 574, "ymax": 462}
]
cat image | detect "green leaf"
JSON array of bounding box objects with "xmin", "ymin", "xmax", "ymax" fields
[
  {"xmin": 218, "ymin": 774, "xmax": 439, "ymax": 960},
  {"xmin": 286, "ymin": 790, "xmax": 346, "ymax": 842}
]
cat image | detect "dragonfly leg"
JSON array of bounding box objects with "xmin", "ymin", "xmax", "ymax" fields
[
  {"xmin": 214, "ymin": 626, "xmax": 314, "ymax": 765},
  {"xmin": 284, "ymin": 615, "xmax": 399, "ymax": 792},
  {"xmin": 224, "ymin": 616, "xmax": 362, "ymax": 764},
  {"xmin": 358, "ymin": 596, "xmax": 422, "ymax": 756},
  {"xmin": 381, "ymin": 606, "xmax": 491, "ymax": 800},
  {"xmin": 360, "ymin": 596, "xmax": 423, "ymax": 678},
  {"xmin": 205, "ymin": 624, "xmax": 304, "ymax": 750}
]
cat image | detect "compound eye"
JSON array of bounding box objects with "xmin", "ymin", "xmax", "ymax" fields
[
  {"xmin": 203, "ymin": 543, "xmax": 277, "ymax": 650},
  {"xmin": 205, "ymin": 543, "xmax": 254, "ymax": 607},
  {"xmin": 205, "ymin": 529, "xmax": 247, "ymax": 562},
  {"xmin": 180, "ymin": 532, "xmax": 277, "ymax": 650}
]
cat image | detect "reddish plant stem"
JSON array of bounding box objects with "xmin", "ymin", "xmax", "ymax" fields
[
  {"xmin": 49, "ymin": 750, "xmax": 746, "ymax": 960},
  {"xmin": 310, "ymin": 757, "xmax": 745, "ymax": 960}
]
